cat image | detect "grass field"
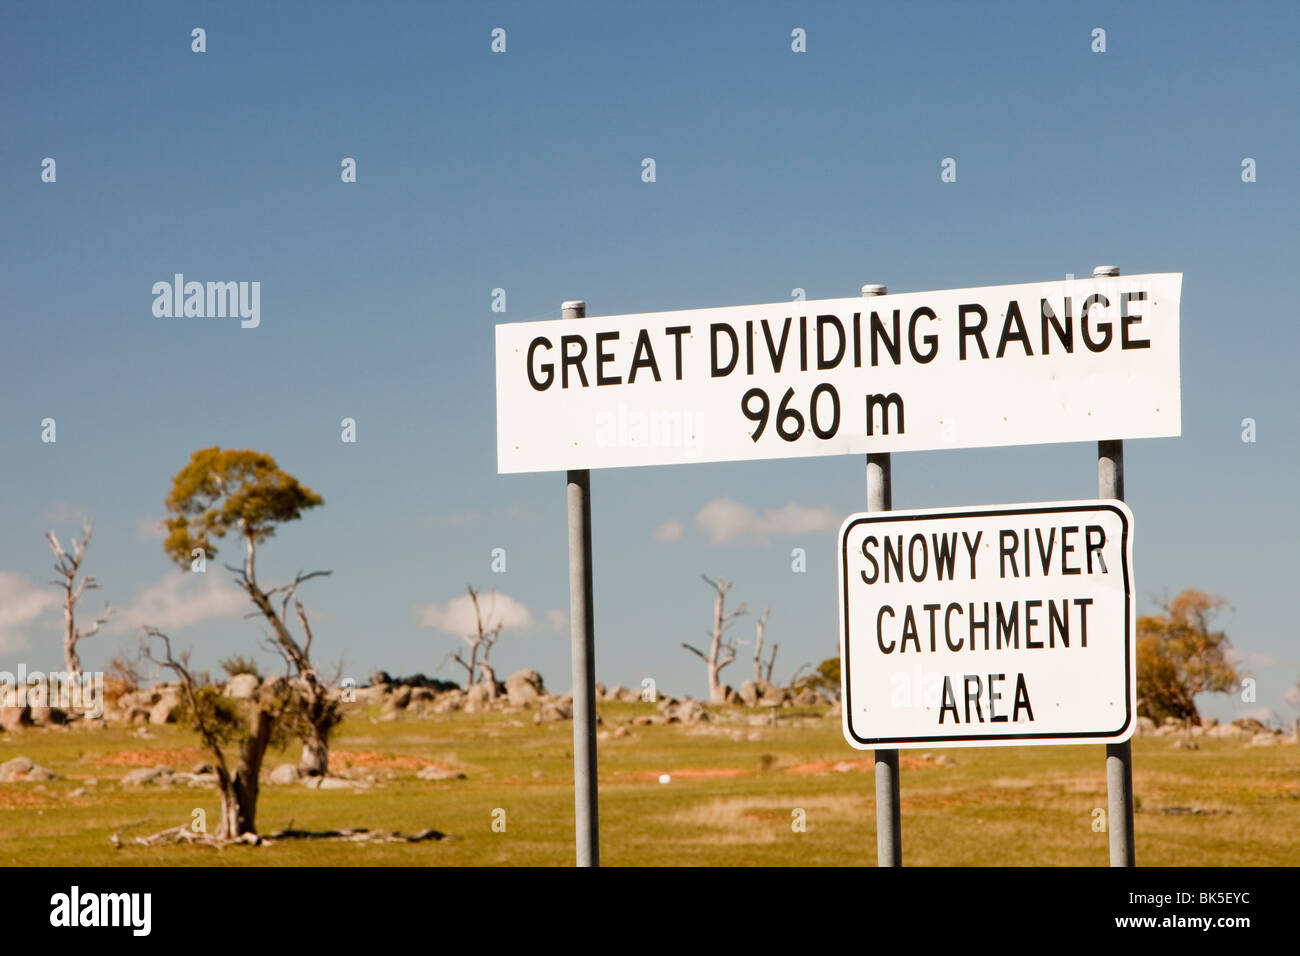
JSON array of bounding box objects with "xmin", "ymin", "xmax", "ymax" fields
[{"xmin": 2, "ymin": 701, "xmax": 1297, "ymax": 866}]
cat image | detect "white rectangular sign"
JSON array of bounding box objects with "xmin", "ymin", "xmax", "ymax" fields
[
  {"xmin": 837, "ymin": 500, "xmax": 1135, "ymax": 749},
  {"xmin": 495, "ymin": 274, "xmax": 1181, "ymax": 473}
]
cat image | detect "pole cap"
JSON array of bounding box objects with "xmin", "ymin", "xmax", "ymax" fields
[
  {"xmin": 561, "ymin": 300, "xmax": 586, "ymax": 317},
  {"xmin": 1092, "ymin": 265, "xmax": 1120, "ymax": 277},
  {"xmin": 861, "ymin": 284, "xmax": 888, "ymax": 296}
]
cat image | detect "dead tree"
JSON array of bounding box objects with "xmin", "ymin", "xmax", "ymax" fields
[
  {"xmin": 143, "ymin": 627, "xmax": 291, "ymax": 841},
  {"xmin": 683, "ymin": 574, "xmax": 748, "ymax": 703},
  {"xmin": 238, "ymin": 567, "xmax": 340, "ymax": 776},
  {"xmin": 753, "ymin": 608, "xmax": 778, "ymax": 684},
  {"xmin": 448, "ymin": 585, "xmax": 504, "ymax": 690},
  {"xmin": 46, "ymin": 520, "xmax": 113, "ymax": 677}
]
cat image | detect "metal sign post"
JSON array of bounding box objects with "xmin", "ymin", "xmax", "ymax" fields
[
  {"xmin": 1095, "ymin": 265, "xmax": 1137, "ymax": 867},
  {"xmin": 862, "ymin": 282, "xmax": 902, "ymax": 867},
  {"xmin": 563, "ymin": 299, "xmax": 600, "ymax": 867}
]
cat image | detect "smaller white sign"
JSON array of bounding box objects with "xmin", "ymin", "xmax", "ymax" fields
[{"xmin": 838, "ymin": 500, "xmax": 1135, "ymax": 749}]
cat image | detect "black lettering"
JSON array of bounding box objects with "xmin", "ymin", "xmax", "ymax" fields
[
  {"xmin": 560, "ymin": 334, "xmax": 588, "ymax": 388},
  {"xmin": 883, "ymin": 535, "xmax": 903, "ymax": 583},
  {"xmin": 996, "ymin": 300, "xmax": 1033, "ymax": 357},
  {"xmin": 1041, "ymin": 297, "xmax": 1073, "ymax": 354},
  {"xmin": 1121, "ymin": 291, "xmax": 1150, "ymax": 349},
  {"xmin": 816, "ymin": 315, "xmax": 845, "ymax": 369},
  {"xmin": 866, "ymin": 392, "xmax": 905, "ymax": 435},
  {"xmin": 1024, "ymin": 600, "xmax": 1042, "ymax": 649},
  {"xmin": 964, "ymin": 675, "xmax": 984, "ymax": 723},
  {"xmin": 1012, "ymin": 674, "xmax": 1034, "ymax": 722},
  {"xmin": 996, "ymin": 602, "xmax": 1019, "ymax": 650},
  {"xmin": 959, "ymin": 304, "xmax": 989, "ymax": 359},
  {"xmin": 1075, "ymin": 597, "xmax": 1093, "ymax": 647},
  {"xmin": 1085, "ymin": 525, "xmax": 1107, "ymax": 573},
  {"xmin": 962, "ymin": 531, "xmax": 982, "ymax": 578},
  {"xmin": 1061, "ymin": 525, "xmax": 1080, "ymax": 574},
  {"xmin": 710, "ymin": 323, "xmax": 738, "ymax": 377},
  {"xmin": 665, "ymin": 325, "xmax": 690, "ymax": 380},
  {"xmin": 527, "ymin": 336, "xmax": 554, "ymax": 391},
  {"xmin": 924, "ymin": 603, "xmax": 941, "ymax": 651},
  {"xmin": 1048, "ymin": 599, "xmax": 1069, "ymax": 648},
  {"xmin": 1035, "ymin": 527, "xmax": 1055, "ymax": 575},
  {"xmin": 761, "ymin": 317, "xmax": 792, "ymax": 372},
  {"xmin": 900, "ymin": 606, "xmax": 921, "ymax": 653},
  {"xmin": 933, "ymin": 533, "xmax": 958, "ymax": 580},
  {"xmin": 969, "ymin": 601, "xmax": 990, "ymax": 651},
  {"xmin": 939, "ymin": 676, "xmax": 959, "ymax": 724},
  {"xmin": 989, "ymin": 674, "xmax": 1007, "ymax": 722},
  {"xmin": 908, "ymin": 534, "xmax": 929, "ymax": 582},
  {"xmin": 870, "ymin": 310, "xmax": 901, "ymax": 366},
  {"xmin": 1000, "ymin": 529, "xmax": 1019, "ymax": 578},
  {"xmin": 1081, "ymin": 293, "xmax": 1112, "ymax": 352},
  {"xmin": 908, "ymin": 307, "xmax": 939, "ymax": 363},
  {"xmin": 595, "ymin": 331, "xmax": 621, "ymax": 385},
  {"xmin": 944, "ymin": 603, "xmax": 964, "ymax": 651},
  {"xmin": 860, "ymin": 535, "xmax": 880, "ymax": 584},
  {"xmin": 877, "ymin": 605, "xmax": 895, "ymax": 653},
  {"xmin": 628, "ymin": 329, "xmax": 661, "ymax": 384}
]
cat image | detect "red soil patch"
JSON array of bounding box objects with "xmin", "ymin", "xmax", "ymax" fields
[
  {"xmin": 0, "ymin": 789, "xmax": 56, "ymax": 810},
  {"xmin": 619, "ymin": 768, "xmax": 751, "ymax": 782},
  {"xmin": 785, "ymin": 755, "xmax": 941, "ymax": 775},
  {"xmin": 92, "ymin": 748, "xmax": 206, "ymax": 768},
  {"xmin": 328, "ymin": 751, "xmax": 438, "ymax": 772}
]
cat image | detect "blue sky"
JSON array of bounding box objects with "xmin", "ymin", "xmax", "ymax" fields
[{"xmin": 1, "ymin": 1, "xmax": 1296, "ymax": 725}]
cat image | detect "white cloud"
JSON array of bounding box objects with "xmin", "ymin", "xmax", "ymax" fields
[
  {"xmin": 695, "ymin": 497, "xmax": 840, "ymax": 544},
  {"xmin": 653, "ymin": 518, "xmax": 684, "ymax": 542},
  {"xmin": 111, "ymin": 572, "xmax": 247, "ymax": 634},
  {"xmin": 43, "ymin": 501, "xmax": 89, "ymax": 524},
  {"xmin": 546, "ymin": 608, "xmax": 567, "ymax": 632},
  {"xmin": 135, "ymin": 516, "xmax": 168, "ymax": 541},
  {"xmin": 417, "ymin": 591, "xmax": 534, "ymax": 636},
  {"xmin": 0, "ymin": 573, "xmax": 61, "ymax": 654}
]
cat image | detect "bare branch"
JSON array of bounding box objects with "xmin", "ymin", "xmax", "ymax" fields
[
  {"xmin": 141, "ymin": 626, "xmax": 230, "ymax": 783},
  {"xmin": 681, "ymin": 643, "xmax": 708, "ymax": 661}
]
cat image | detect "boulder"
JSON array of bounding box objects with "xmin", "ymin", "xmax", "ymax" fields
[
  {"xmin": 269, "ymin": 764, "xmax": 301, "ymax": 785},
  {"xmin": 369, "ymin": 670, "xmax": 392, "ymax": 687},
  {"xmin": 1135, "ymin": 716, "xmax": 1157, "ymax": 736},
  {"xmin": 533, "ymin": 699, "xmax": 573, "ymax": 724},
  {"xmin": 416, "ymin": 766, "xmax": 467, "ymax": 781},
  {"xmin": 387, "ymin": 686, "xmax": 413, "ymax": 710},
  {"xmin": 225, "ymin": 673, "xmax": 260, "ymax": 700},
  {"xmin": 29, "ymin": 705, "xmax": 69, "ymax": 726},
  {"xmin": 505, "ymin": 670, "xmax": 546, "ymax": 707},
  {"xmin": 1247, "ymin": 732, "xmax": 1280, "ymax": 747},
  {"xmin": 825, "ymin": 701, "xmax": 842, "ymax": 719},
  {"xmin": 121, "ymin": 767, "xmax": 172, "ymax": 787},
  {"xmin": 148, "ymin": 690, "xmax": 181, "ymax": 725},
  {"xmin": 739, "ymin": 681, "xmax": 760, "ymax": 707},
  {"xmin": 1232, "ymin": 717, "xmax": 1268, "ymax": 734},
  {"xmin": 605, "ymin": 684, "xmax": 630, "ymax": 702},
  {"xmin": 0, "ymin": 706, "xmax": 32, "ymax": 732},
  {"xmin": 0, "ymin": 756, "xmax": 35, "ymax": 781},
  {"xmin": 792, "ymin": 688, "xmax": 820, "ymax": 708},
  {"xmin": 1202, "ymin": 716, "xmax": 1219, "ymax": 728},
  {"xmin": 664, "ymin": 699, "xmax": 709, "ymax": 724},
  {"xmin": 433, "ymin": 691, "xmax": 464, "ymax": 714}
]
